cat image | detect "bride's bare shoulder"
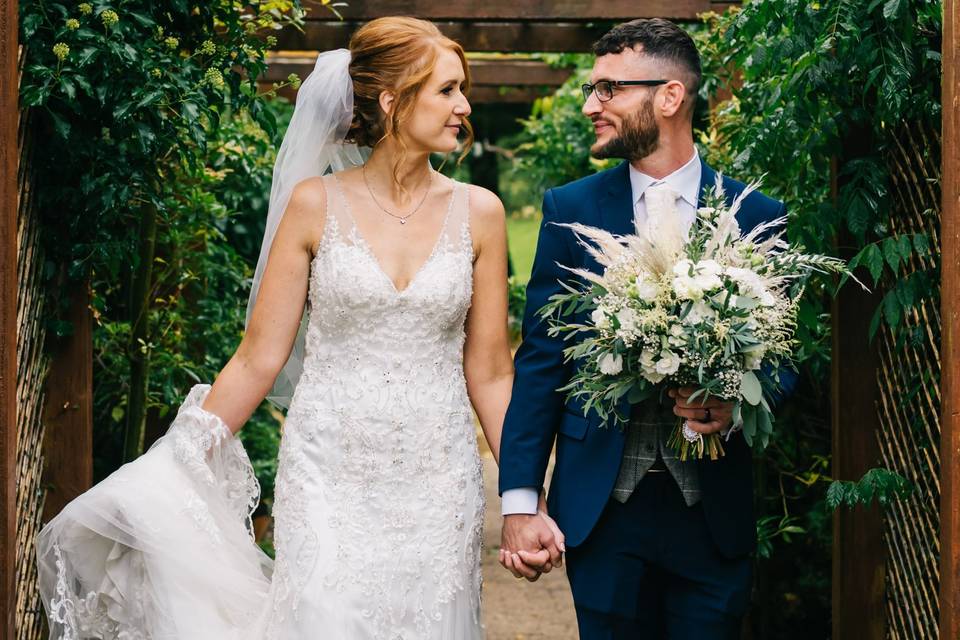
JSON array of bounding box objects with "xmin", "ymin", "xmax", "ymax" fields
[
  {"xmin": 465, "ymin": 184, "xmax": 506, "ymax": 232},
  {"xmin": 282, "ymin": 177, "xmax": 329, "ymax": 255}
]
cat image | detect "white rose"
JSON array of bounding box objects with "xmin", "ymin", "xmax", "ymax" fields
[
  {"xmin": 697, "ymin": 259, "xmax": 723, "ymax": 277},
  {"xmin": 684, "ymin": 300, "xmax": 715, "ymax": 325},
  {"xmin": 591, "ymin": 308, "xmax": 610, "ymax": 329},
  {"xmin": 644, "ymin": 370, "xmax": 666, "ymax": 384},
  {"xmin": 668, "ymin": 324, "xmax": 686, "ymax": 347},
  {"xmin": 598, "ymin": 352, "xmax": 623, "ymax": 376},
  {"xmin": 640, "ymin": 349, "xmax": 657, "ymax": 369},
  {"xmin": 672, "ymin": 259, "xmax": 694, "ymax": 278},
  {"xmin": 692, "ymin": 271, "xmax": 723, "ymax": 292},
  {"xmin": 636, "ymin": 279, "xmax": 659, "ymax": 302},
  {"xmin": 673, "ymin": 276, "xmax": 703, "ymax": 301},
  {"xmin": 640, "ymin": 350, "xmax": 666, "ymax": 383},
  {"xmin": 616, "ymin": 307, "xmax": 639, "ymax": 332},
  {"xmin": 744, "ymin": 347, "xmax": 765, "ymax": 371},
  {"xmin": 655, "ymin": 350, "xmax": 681, "ymax": 376}
]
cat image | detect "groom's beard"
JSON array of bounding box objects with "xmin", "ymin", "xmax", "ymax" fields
[{"xmin": 592, "ymin": 99, "xmax": 659, "ymax": 161}]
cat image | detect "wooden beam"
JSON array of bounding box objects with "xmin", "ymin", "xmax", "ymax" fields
[
  {"xmin": 274, "ymin": 21, "xmax": 609, "ymax": 52},
  {"xmin": 470, "ymin": 59, "xmax": 572, "ymax": 86},
  {"xmin": 831, "ymin": 151, "xmax": 886, "ymax": 638},
  {"xmin": 41, "ymin": 286, "xmax": 93, "ymax": 523},
  {"xmin": 466, "ymin": 85, "xmax": 557, "ymax": 104},
  {"xmin": 0, "ymin": 0, "xmax": 17, "ymax": 636},
  {"xmin": 940, "ymin": 0, "xmax": 960, "ymax": 636},
  {"xmin": 300, "ymin": 0, "xmax": 733, "ymax": 21},
  {"xmin": 261, "ymin": 55, "xmax": 573, "ymax": 88},
  {"xmin": 260, "ymin": 82, "xmax": 555, "ymax": 105}
]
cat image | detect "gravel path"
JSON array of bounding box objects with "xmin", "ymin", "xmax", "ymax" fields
[{"xmin": 479, "ymin": 451, "xmax": 579, "ymax": 639}]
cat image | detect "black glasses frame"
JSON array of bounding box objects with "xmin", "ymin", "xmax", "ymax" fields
[{"xmin": 581, "ymin": 79, "xmax": 669, "ymax": 102}]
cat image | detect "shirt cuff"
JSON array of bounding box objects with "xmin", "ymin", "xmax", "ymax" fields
[{"xmin": 501, "ymin": 488, "xmax": 539, "ymax": 516}]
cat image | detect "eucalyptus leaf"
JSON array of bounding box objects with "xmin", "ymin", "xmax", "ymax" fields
[{"xmin": 740, "ymin": 371, "xmax": 762, "ymax": 405}]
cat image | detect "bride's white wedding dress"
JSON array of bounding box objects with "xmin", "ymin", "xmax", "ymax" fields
[{"xmin": 37, "ymin": 174, "xmax": 486, "ymax": 639}]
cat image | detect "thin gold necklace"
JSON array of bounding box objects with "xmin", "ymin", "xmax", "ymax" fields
[{"xmin": 362, "ymin": 165, "xmax": 433, "ymax": 225}]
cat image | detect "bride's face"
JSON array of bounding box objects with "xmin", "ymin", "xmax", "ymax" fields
[{"xmin": 401, "ymin": 48, "xmax": 471, "ymax": 154}]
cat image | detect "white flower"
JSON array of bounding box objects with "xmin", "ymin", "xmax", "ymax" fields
[
  {"xmin": 673, "ymin": 275, "xmax": 704, "ymax": 301},
  {"xmin": 672, "ymin": 259, "xmax": 694, "ymax": 277},
  {"xmin": 598, "ymin": 353, "xmax": 623, "ymax": 375},
  {"xmin": 725, "ymin": 266, "xmax": 776, "ymax": 307},
  {"xmin": 697, "ymin": 259, "xmax": 723, "ymax": 277},
  {"xmin": 616, "ymin": 307, "xmax": 639, "ymax": 333},
  {"xmin": 638, "ymin": 349, "xmax": 666, "ymax": 383},
  {"xmin": 744, "ymin": 347, "xmax": 765, "ymax": 371},
  {"xmin": 635, "ymin": 278, "xmax": 659, "ymax": 302},
  {"xmin": 668, "ymin": 324, "xmax": 686, "ymax": 347},
  {"xmin": 591, "ymin": 308, "xmax": 610, "ymax": 329},
  {"xmin": 684, "ymin": 300, "xmax": 715, "ymax": 325},
  {"xmin": 691, "ymin": 259, "xmax": 724, "ymax": 291},
  {"xmin": 655, "ymin": 350, "xmax": 681, "ymax": 376}
]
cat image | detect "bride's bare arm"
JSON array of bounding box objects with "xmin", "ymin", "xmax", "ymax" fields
[
  {"xmin": 463, "ymin": 186, "xmax": 514, "ymax": 465},
  {"xmin": 201, "ymin": 178, "xmax": 327, "ymax": 434}
]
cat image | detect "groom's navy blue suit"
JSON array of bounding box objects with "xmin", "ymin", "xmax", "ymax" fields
[{"xmin": 499, "ymin": 159, "xmax": 796, "ymax": 638}]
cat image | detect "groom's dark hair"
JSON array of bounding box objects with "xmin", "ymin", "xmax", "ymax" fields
[{"xmin": 593, "ymin": 18, "xmax": 701, "ymax": 117}]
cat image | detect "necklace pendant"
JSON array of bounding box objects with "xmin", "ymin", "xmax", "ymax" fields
[{"xmin": 400, "ymin": 218, "xmax": 406, "ymax": 225}]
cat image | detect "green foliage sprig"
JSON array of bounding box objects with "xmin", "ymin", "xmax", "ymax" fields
[{"xmin": 826, "ymin": 467, "xmax": 914, "ymax": 509}]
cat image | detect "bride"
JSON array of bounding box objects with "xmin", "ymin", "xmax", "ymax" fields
[{"xmin": 36, "ymin": 16, "xmax": 563, "ymax": 639}]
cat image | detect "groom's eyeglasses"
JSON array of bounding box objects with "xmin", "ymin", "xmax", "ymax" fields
[{"xmin": 581, "ymin": 79, "xmax": 668, "ymax": 102}]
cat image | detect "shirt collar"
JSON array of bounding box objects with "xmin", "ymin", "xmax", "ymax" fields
[{"xmin": 628, "ymin": 149, "xmax": 701, "ymax": 208}]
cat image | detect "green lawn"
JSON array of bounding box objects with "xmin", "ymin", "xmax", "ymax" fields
[{"xmin": 506, "ymin": 212, "xmax": 542, "ymax": 284}]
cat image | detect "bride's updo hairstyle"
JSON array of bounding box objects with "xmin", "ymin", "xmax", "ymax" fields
[{"xmin": 347, "ymin": 17, "xmax": 474, "ymax": 173}]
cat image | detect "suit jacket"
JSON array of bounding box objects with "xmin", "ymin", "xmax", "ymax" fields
[{"xmin": 498, "ymin": 159, "xmax": 797, "ymax": 558}]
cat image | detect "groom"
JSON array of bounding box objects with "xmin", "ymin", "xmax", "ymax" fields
[{"xmin": 498, "ymin": 18, "xmax": 796, "ymax": 638}]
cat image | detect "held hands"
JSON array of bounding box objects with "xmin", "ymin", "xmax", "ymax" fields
[
  {"xmin": 669, "ymin": 386, "xmax": 735, "ymax": 435},
  {"xmin": 498, "ymin": 493, "xmax": 565, "ymax": 582}
]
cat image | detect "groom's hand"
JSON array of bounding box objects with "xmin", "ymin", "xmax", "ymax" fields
[
  {"xmin": 669, "ymin": 387, "xmax": 734, "ymax": 434},
  {"xmin": 500, "ymin": 513, "xmax": 564, "ymax": 581}
]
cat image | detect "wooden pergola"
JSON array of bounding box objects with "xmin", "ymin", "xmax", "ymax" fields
[{"xmin": 2, "ymin": 1, "xmax": 959, "ymax": 638}]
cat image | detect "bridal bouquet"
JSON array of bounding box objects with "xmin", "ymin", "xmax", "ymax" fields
[{"xmin": 540, "ymin": 177, "xmax": 862, "ymax": 460}]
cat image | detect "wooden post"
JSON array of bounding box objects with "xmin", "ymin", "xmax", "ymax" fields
[
  {"xmin": 1, "ymin": 0, "xmax": 18, "ymax": 637},
  {"xmin": 831, "ymin": 150, "xmax": 886, "ymax": 639},
  {"xmin": 41, "ymin": 286, "xmax": 93, "ymax": 522},
  {"xmin": 940, "ymin": 0, "xmax": 960, "ymax": 635}
]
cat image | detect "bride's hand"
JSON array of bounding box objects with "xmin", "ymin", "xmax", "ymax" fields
[{"xmin": 536, "ymin": 492, "xmax": 565, "ymax": 566}]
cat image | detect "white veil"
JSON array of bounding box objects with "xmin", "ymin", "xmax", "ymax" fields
[{"xmin": 246, "ymin": 48, "xmax": 365, "ymax": 410}]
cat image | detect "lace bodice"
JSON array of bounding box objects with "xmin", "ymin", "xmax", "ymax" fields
[{"xmin": 266, "ymin": 173, "xmax": 485, "ymax": 639}]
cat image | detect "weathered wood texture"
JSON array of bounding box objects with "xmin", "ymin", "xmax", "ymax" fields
[
  {"xmin": 1, "ymin": 0, "xmax": 19, "ymax": 635},
  {"xmin": 301, "ymin": 0, "xmax": 736, "ymax": 21},
  {"xmin": 12, "ymin": 41, "xmax": 57, "ymax": 640},
  {"xmin": 260, "ymin": 56, "xmax": 572, "ymax": 87},
  {"xmin": 831, "ymin": 153, "xmax": 887, "ymax": 640},
  {"xmin": 40, "ymin": 288, "xmax": 93, "ymax": 523},
  {"xmin": 275, "ymin": 21, "xmax": 610, "ymax": 52},
  {"xmin": 941, "ymin": 0, "xmax": 960, "ymax": 636}
]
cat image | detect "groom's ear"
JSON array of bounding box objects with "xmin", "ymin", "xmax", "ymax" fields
[
  {"xmin": 378, "ymin": 90, "xmax": 396, "ymax": 117},
  {"xmin": 658, "ymin": 80, "xmax": 687, "ymax": 118}
]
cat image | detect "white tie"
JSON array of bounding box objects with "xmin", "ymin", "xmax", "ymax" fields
[{"xmin": 642, "ymin": 182, "xmax": 685, "ymax": 255}]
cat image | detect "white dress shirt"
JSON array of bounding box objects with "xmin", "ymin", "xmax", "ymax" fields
[{"xmin": 501, "ymin": 151, "xmax": 703, "ymax": 516}]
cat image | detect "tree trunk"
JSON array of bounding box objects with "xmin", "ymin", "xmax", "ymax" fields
[{"xmin": 123, "ymin": 182, "xmax": 159, "ymax": 462}]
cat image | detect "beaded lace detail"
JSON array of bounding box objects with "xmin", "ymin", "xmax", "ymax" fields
[{"xmin": 265, "ymin": 173, "xmax": 484, "ymax": 639}]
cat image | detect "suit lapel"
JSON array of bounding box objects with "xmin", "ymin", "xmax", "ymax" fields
[{"xmin": 597, "ymin": 161, "xmax": 636, "ymax": 237}]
